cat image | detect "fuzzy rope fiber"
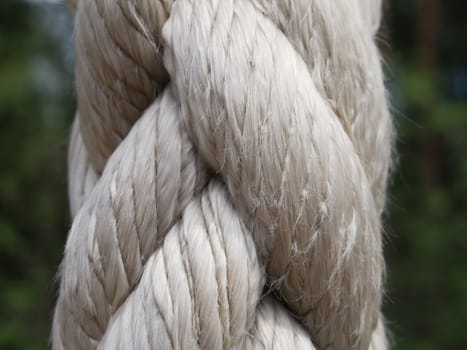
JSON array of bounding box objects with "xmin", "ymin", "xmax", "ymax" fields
[{"xmin": 52, "ymin": 0, "xmax": 393, "ymax": 349}]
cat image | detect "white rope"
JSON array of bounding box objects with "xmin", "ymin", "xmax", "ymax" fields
[{"xmin": 53, "ymin": 1, "xmax": 392, "ymax": 349}]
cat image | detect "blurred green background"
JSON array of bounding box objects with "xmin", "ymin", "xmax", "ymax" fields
[{"xmin": 0, "ymin": 0, "xmax": 466, "ymax": 349}]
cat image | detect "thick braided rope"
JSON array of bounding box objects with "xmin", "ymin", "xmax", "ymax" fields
[{"xmin": 53, "ymin": 0, "xmax": 392, "ymax": 349}]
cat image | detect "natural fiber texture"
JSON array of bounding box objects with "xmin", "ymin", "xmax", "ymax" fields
[{"xmin": 53, "ymin": 0, "xmax": 392, "ymax": 349}]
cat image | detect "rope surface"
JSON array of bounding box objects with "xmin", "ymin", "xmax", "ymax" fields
[{"xmin": 53, "ymin": 1, "xmax": 392, "ymax": 349}]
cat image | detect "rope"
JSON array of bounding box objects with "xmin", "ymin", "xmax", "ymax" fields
[{"xmin": 52, "ymin": 1, "xmax": 392, "ymax": 349}]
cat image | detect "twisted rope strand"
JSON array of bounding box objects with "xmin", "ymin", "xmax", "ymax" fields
[{"xmin": 54, "ymin": 0, "xmax": 392, "ymax": 349}]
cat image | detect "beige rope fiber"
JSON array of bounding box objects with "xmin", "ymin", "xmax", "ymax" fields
[{"xmin": 53, "ymin": 0, "xmax": 393, "ymax": 349}]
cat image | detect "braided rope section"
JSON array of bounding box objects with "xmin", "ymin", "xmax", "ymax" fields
[{"xmin": 53, "ymin": 0, "xmax": 392, "ymax": 349}]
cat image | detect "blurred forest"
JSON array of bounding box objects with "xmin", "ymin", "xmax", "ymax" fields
[{"xmin": 0, "ymin": 0, "xmax": 466, "ymax": 349}]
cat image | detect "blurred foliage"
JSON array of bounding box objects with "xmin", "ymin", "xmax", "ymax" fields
[
  {"xmin": 385, "ymin": 1, "xmax": 467, "ymax": 349},
  {"xmin": 0, "ymin": 1, "xmax": 74, "ymax": 349},
  {"xmin": 0, "ymin": 0, "xmax": 466, "ymax": 349}
]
